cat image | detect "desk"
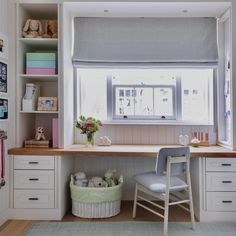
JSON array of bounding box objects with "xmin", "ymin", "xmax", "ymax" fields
[{"xmin": 8, "ymin": 144, "xmax": 236, "ymax": 157}]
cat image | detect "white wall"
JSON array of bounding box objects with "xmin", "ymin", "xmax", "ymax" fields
[{"xmin": 0, "ymin": 0, "xmax": 10, "ymax": 227}]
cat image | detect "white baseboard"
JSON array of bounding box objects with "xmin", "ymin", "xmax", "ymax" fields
[{"xmin": 7, "ymin": 208, "xmax": 63, "ymax": 220}]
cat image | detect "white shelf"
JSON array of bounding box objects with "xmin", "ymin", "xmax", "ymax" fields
[
  {"xmin": 19, "ymin": 74, "xmax": 58, "ymax": 82},
  {"xmin": 19, "ymin": 111, "xmax": 59, "ymax": 114},
  {"xmin": 19, "ymin": 38, "xmax": 58, "ymax": 47}
]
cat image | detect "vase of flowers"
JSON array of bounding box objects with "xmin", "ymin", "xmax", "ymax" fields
[{"xmin": 75, "ymin": 116, "xmax": 102, "ymax": 146}]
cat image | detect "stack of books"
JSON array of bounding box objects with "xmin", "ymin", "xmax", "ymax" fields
[
  {"xmin": 24, "ymin": 139, "xmax": 50, "ymax": 148},
  {"xmin": 26, "ymin": 52, "xmax": 57, "ymax": 75}
]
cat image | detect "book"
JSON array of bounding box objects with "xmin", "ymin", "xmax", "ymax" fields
[
  {"xmin": 52, "ymin": 118, "xmax": 59, "ymax": 148},
  {"xmin": 24, "ymin": 139, "xmax": 50, "ymax": 148}
]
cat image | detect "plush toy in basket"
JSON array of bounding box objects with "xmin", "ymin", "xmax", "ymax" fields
[{"xmin": 70, "ymin": 169, "xmax": 123, "ymax": 218}]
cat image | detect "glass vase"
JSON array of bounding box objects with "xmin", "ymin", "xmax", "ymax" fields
[{"xmin": 86, "ymin": 133, "xmax": 94, "ymax": 147}]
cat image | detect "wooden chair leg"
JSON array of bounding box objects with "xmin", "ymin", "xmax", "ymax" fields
[
  {"xmin": 132, "ymin": 183, "xmax": 138, "ymax": 218},
  {"xmin": 163, "ymin": 197, "xmax": 169, "ymax": 236}
]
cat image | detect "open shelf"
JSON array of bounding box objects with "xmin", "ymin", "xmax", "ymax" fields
[
  {"xmin": 19, "ymin": 38, "xmax": 58, "ymax": 47},
  {"xmin": 19, "ymin": 74, "xmax": 58, "ymax": 81}
]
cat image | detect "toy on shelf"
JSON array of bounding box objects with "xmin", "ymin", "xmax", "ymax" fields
[
  {"xmin": 24, "ymin": 126, "xmax": 50, "ymax": 148},
  {"xmin": 43, "ymin": 20, "xmax": 58, "ymax": 38},
  {"xmin": 191, "ymin": 132, "xmax": 209, "ymax": 147},
  {"xmin": 22, "ymin": 19, "xmax": 43, "ymax": 38},
  {"xmin": 22, "ymin": 83, "xmax": 40, "ymax": 112},
  {"xmin": 97, "ymin": 136, "xmax": 111, "ymax": 146},
  {"xmin": 74, "ymin": 172, "xmax": 88, "ymax": 187}
]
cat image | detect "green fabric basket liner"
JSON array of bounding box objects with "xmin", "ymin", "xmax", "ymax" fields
[{"xmin": 70, "ymin": 177, "xmax": 123, "ymax": 203}]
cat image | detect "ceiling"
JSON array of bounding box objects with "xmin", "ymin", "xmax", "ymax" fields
[{"xmin": 64, "ymin": 2, "xmax": 231, "ymax": 18}]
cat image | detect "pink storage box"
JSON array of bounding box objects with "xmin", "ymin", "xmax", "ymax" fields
[{"xmin": 26, "ymin": 68, "xmax": 56, "ymax": 75}]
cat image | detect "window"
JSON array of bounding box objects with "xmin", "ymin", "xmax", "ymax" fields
[{"xmin": 76, "ymin": 68, "xmax": 214, "ymax": 124}]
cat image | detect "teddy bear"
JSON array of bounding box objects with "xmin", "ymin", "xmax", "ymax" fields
[
  {"xmin": 43, "ymin": 20, "xmax": 58, "ymax": 38},
  {"xmin": 104, "ymin": 169, "xmax": 119, "ymax": 187},
  {"xmin": 22, "ymin": 19, "xmax": 43, "ymax": 38},
  {"xmin": 74, "ymin": 172, "xmax": 88, "ymax": 187},
  {"xmin": 35, "ymin": 127, "xmax": 46, "ymax": 141},
  {"xmin": 88, "ymin": 176, "xmax": 108, "ymax": 188}
]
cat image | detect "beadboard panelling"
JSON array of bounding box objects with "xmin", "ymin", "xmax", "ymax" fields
[
  {"xmin": 75, "ymin": 125, "xmax": 217, "ymax": 145},
  {"xmin": 75, "ymin": 157, "xmax": 156, "ymax": 200}
]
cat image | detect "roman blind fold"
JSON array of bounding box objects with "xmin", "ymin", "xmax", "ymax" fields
[{"xmin": 73, "ymin": 17, "xmax": 218, "ymax": 66}]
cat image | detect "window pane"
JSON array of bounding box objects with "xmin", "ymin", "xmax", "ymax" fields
[
  {"xmin": 134, "ymin": 88, "xmax": 153, "ymax": 116},
  {"xmin": 154, "ymin": 87, "xmax": 174, "ymax": 117},
  {"xmin": 79, "ymin": 70, "xmax": 107, "ymax": 120},
  {"xmin": 181, "ymin": 69, "xmax": 213, "ymax": 123}
]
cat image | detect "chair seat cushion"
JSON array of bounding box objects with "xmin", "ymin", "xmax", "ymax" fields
[{"xmin": 134, "ymin": 171, "xmax": 188, "ymax": 193}]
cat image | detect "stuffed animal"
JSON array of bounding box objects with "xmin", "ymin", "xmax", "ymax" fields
[
  {"xmin": 104, "ymin": 169, "xmax": 119, "ymax": 187},
  {"xmin": 35, "ymin": 127, "xmax": 46, "ymax": 141},
  {"xmin": 43, "ymin": 20, "xmax": 58, "ymax": 38},
  {"xmin": 74, "ymin": 172, "xmax": 88, "ymax": 187},
  {"xmin": 22, "ymin": 19, "xmax": 43, "ymax": 38},
  {"xmin": 88, "ymin": 177, "xmax": 108, "ymax": 187}
]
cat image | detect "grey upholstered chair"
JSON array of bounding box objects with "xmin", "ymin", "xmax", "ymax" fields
[{"xmin": 132, "ymin": 147, "xmax": 195, "ymax": 235}]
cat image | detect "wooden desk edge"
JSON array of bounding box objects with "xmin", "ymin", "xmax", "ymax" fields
[{"xmin": 7, "ymin": 145, "xmax": 236, "ymax": 158}]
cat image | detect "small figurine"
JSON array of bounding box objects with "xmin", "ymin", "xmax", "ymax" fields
[
  {"xmin": 43, "ymin": 20, "xmax": 58, "ymax": 38},
  {"xmin": 35, "ymin": 127, "xmax": 46, "ymax": 141},
  {"xmin": 22, "ymin": 19, "xmax": 43, "ymax": 38}
]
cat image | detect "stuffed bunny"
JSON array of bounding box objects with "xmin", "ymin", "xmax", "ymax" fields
[
  {"xmin": 22, "ymin": 19, "xmax": 43, "ymax": 38},
  {"xmin": 35, "ymin": 127, "xmax": 46, "ymax": 141}
]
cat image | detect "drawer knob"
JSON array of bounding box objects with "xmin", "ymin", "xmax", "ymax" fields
[
  {"xmin": 28, "ymin": 161, "xmax": 39, "ymax": 165},
  {"xmin": 29, "ymin": 178, "xmax": 39, "ymax": 181},
  {"xmin": 221, "ymin": 163, "xmax": 231, "ymax": 166},
  {"xmin": 222, "ymin": 181, "xmax": 232, "ymax": 184},
  {"xmin": 222, "ymin": 200, "xmax": 232, "ymax": 203},
  {"xmin": 28, "ymin": 197, "xmax": 39, "ymax": 201}
]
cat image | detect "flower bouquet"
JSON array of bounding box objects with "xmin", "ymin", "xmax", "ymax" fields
[{"xmin": 75, "ymin": 115, "xmax": 102, "ymax": 146}]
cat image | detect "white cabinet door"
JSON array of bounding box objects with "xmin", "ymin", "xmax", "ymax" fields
[{"xmin": 206, "ymin": 158, "xmax": 236, "ymax": 172}]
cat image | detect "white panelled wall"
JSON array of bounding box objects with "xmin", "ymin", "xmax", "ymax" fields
[{"xmin": 0, "ymin": 0, "xmax": 10, "ymax": 226}]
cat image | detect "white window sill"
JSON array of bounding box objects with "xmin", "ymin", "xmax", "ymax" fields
[{"xmin": 101, "ymin": 120, "xmax": 214, "ymax": 126}]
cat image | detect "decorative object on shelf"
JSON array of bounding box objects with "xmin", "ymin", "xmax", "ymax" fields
[
  {"xmin": 0, "ymin": 129, "xmax": 7, "ymax": 189},
  {"xmin": 179, "ymin": 134, "xmax": 189, "ymax": 146},
  {"xmin": 74, "ymin": 172, "xmax": 88, "ymax": 187},
  {"xmin": 0, "ymin": 61, "xmax": 7, "ymax": 93},
  {"xmin": 88, "ymin": 177, "xmax": 107, "ymax": 188},
  {"xmin": 52, "ymin": 118, "xmax": 59, "ymax": 148},
  {"xmin": 0, "ymin": 98, "xmax": 8, "ymax": 119},
  {"xmin": 0, "ymin": 32, "xmax": 8, "ymax": 60},
  {"xmin": 35, "ymin": 126, "xmax": 46, "ymax": 141},
  {"xmin": 43, "ymin": 20, "xmax": 58, "ymax": 38},
  {"xmin": 190, "ymin": 137, "xmax": 201, "ymax": 148},
  {"xmin": 75, "ymin": 115, "xmax": 102, "ymax": 146},
  {"xmin": 22, "ymin": 19, "xmax": 43, "ymax": 38},
  {"xmin": 22, "ymin": 83, "xmax": 40, "ymax": 111},
  {"xmin": 26, "ymin": 52, "xmax": 57, "ymax": 75},
  {"xmin": 191, "ymin": 131, "xmax": 209, "ymax": 146},
  {"xmin": 97, "ymin": 136, "xmax": 112, "ymax": 146},
  {"xmin": 37, "ymin": 97, "xmax": 58, "ymax": 111}
]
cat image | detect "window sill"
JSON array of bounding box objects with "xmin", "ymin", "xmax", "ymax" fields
[{"xmin": 101, "ymin": 120, "xmax": 214, "ymax": 126}]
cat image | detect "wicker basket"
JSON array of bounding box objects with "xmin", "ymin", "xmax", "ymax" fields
[{"xmin": 70, "ymin": 176, "xmax": 123, "ymax": 218}]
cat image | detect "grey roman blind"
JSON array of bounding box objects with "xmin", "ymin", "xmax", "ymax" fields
[{"xmin": 73, "ymin": 17, "xmax": 218, "ymax": 66}]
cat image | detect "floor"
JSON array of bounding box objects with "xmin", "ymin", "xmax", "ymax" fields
[{"xmin": 0, "ymin": 201, "xmax": 192, "ymax": 236}]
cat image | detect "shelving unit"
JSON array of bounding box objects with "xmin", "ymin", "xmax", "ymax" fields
[{"xmin": 16, "ymin": 3, "xmax": 60, "ymax": 147}]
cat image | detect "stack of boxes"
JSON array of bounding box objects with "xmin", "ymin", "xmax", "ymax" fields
[{"xmin": 26, "ymin": 52, "xmax": 57, "ymax": 75}]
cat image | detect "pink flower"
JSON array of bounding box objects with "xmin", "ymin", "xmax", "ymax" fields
[{"xmin": 85, "ymin": 121, "xmax": 94, "ymax": 127}]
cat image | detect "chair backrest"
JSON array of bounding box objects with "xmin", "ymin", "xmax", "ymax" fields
[{"xmin": 155, "ymin": 147, "xmax": 190, "ymax": 176}]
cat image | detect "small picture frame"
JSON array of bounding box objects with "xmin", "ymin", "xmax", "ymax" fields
[
  {"xmin": 0, "ymin": 98, "xmax": 8, "ymax": 119},
  {"xmin": 0, "ymin": 61, "xmax": 7, "ymax": 93},
  {"xmin": 0, "ymin": 32, "xmax": 8, "ymax": 61},
  {"xmin": 37, "ymin": 97, "xmax": 57, "ymax": 111}
]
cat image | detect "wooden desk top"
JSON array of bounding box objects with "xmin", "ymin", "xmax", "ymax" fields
[{"xmin": 8, "ymin": 144, "xmax": 236, "ymax": 158}]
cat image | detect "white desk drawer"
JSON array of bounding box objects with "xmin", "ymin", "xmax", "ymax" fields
[
  {"xmin": 14, "ymin": 170, "xmax": 54, "ymax": 189},
  {"xmin": 14, "ymin": 190, "xmax": 54, "ymax": 209},
  {"xmin": 206, "ymin": 192, "xmax": 236, "ymax": 211},
  {"xmin": 14, "ymin": 156, "xmax": 54, "ymax": 170},
  {"xmin": 206, "ymin": 173, "xmax": 236, "ymax": 191},
  {"xmin": 206, "ymin": 158, "xmax": 236, "ymax": 172}
]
